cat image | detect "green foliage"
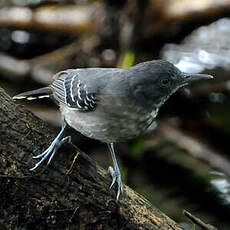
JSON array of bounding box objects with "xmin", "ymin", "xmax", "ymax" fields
[
  {"xmin": 122, "ymin": 52, "xmax": 135, "ymax": 69},
  {"xmin": 131, "ymin": 138, "xmax": 149, "ymax": 158}
]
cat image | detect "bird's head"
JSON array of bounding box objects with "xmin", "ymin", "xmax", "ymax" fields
[{"xmin": 129, "ymin": 60, "xmax": 213, "ymax": 110}]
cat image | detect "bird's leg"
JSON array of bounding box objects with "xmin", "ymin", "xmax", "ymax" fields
[
  {"xmin": 30, "ymin": 119, "xmax": 70, "ymax": 171},
  {"xmin": 107, "ymin": 143, "xmax": 123, "ymax": 200}
]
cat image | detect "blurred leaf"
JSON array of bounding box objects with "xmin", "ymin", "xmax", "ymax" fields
[
  {"xmin": 131, "ymin": 138, "xmax": 149, "ymax": 158},
  {"xmin": 122, "ymin": 51, "xmax": 135, "ymax": 69}
]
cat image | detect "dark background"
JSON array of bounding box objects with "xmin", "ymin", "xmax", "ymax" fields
[{"xmin": 1, "ymin": 0, "xmax": 230, "ymax": 229}]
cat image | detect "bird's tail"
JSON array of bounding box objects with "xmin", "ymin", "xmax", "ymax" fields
[{"xmin": 13, "ymin": 87, "xmax": 53, "ymax": 101}]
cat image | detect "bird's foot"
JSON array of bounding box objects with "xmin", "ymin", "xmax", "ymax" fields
[
  {"xmin": 30, "ymin": 136, "xmax": 71, "ymax": 171},
  {"xmin": 108, "ymin": 166, "xmax": 123, "ymax": 200}
]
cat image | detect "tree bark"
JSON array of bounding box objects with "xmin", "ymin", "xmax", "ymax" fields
[{"xmin": 0, "ymin": 87, "xmax": 182, "ymax": 230}]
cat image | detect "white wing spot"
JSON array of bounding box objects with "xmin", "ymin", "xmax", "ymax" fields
[
  {"xmin": 76, "ymin": 100, "xmax": 83, "ymax": 108},
  {"xmin": 70, "ymin": 75, "xmax": 77, "ymax": 102}
]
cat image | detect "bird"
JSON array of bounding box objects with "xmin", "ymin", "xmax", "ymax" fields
[{"xmin": 13, "ymin": 60, "xmax": 213, "ymax": 200}]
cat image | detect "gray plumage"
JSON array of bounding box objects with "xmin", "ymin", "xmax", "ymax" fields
[{"xmin": 13, "ymin": 60, "xmax": 213, "ymax": 200}]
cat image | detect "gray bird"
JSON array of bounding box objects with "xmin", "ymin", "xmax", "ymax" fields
[{"xmin": 13, "ymin": 60, "xmax": 213, "ymax": 200}]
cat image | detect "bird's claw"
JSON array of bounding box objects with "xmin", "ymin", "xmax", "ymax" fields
[
  {"xmin": 108, "ymin": 166, "xmax": 124, "ymax": 200},
  {"xmin": 30, "ymin": 136, "xmax": 71, "ymax": 171},
  {"xmin": 61, "ymin": 136, "xmax": 72, "ymax": 144}
]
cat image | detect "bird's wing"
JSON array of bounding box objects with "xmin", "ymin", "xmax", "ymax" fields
[
  {"xmin": 50, "ymin": 68, "xmax": 122, "ymax": 112},
  {"xmin": 50, "ymin": 70, "xmax": 98, "ymax": 111}
]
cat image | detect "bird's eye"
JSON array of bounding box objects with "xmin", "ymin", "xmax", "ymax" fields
[{"xmin": 161, "ymin": 79, "xmax": 170, "ymax": 87}]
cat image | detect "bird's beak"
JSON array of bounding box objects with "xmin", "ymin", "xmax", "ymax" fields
[{"xmin": 183, "ymin": 73, "xmax": 213, "ymax": 84}]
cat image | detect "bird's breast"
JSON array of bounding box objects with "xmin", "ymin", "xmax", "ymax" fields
[{"xmin": 60, "ymin": 104, "xmax": 156, "ymax": 143}]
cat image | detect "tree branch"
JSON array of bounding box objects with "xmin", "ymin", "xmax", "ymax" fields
[{"xmin": 183, "ymin": 210, "xmax": 217, "ymax": 230}]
